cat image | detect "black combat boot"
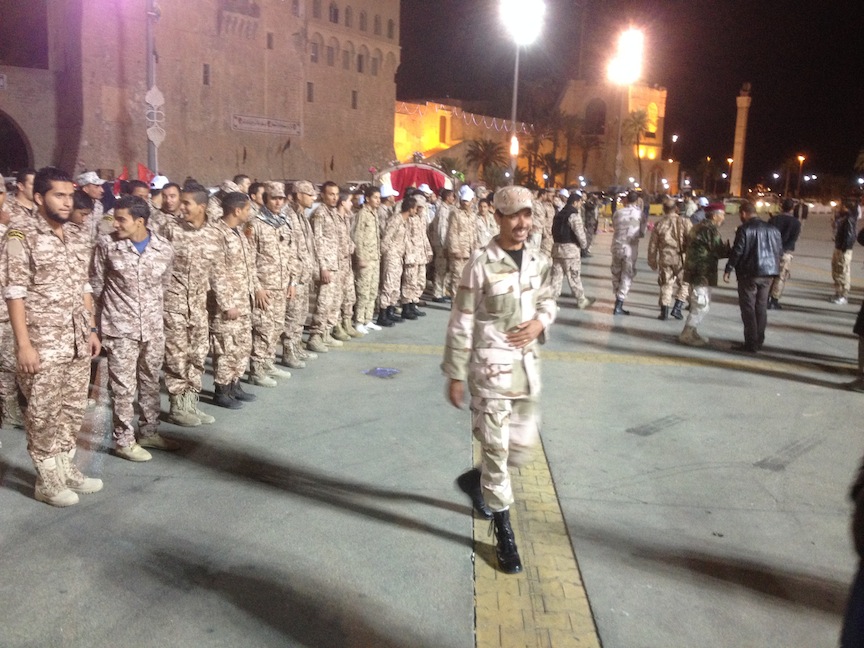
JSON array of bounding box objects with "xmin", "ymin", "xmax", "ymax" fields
[
  {"xmin": 375, "ymin": 308, "xmax": 394, "ymax": 327},
  {"xmin": 231, "ymin": 379, "xmax": 256, "ymax": 402},
  {"xmin": 492, "ymin": 509, "xmax": 523, "ymax": 574},
  {"xmin": 386, "ymin": 305, "xmax": 404, "ymax": 323},
  {"xmin": 456, "ymin": 468, "xmax": 493, "ymax": 520},
  {"xmin": 412, "ymin": 302, "xmax": 426, "ymax": 317},
  {"xmin": 401, "ymin": 303, "xmax": 418, "ymax": 320},
  {"xmin": 670, "ymin": 299, "xmax": 685, "ymax": 320},
  {"xmin": 657, "ymin": 305, "xmax": 670, "ymax": 320},
  {"xmin": 613, "ymin": 298, "xmax": 630, "ymax": 315},
  {"xmin": 213, "ymin": 383, "xmax": 243, "ymax": 409}
]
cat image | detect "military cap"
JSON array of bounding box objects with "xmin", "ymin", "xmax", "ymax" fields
[
  {"xmin": 264, "ymin": 181, "xmax": 286, "ymax": 198},
  {"xmin": 493, "ymin": 186, "xmax": 534, "ymax": 216},
  {"xmin": 293, "ymin": 180, "xmax": 316, "ymax": 196}
]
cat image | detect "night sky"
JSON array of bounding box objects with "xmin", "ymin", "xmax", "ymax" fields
[{"xmin": 398, "ymin": 0, "xmax": 864, "ymax": 188}]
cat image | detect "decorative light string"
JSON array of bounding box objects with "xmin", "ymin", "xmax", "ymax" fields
[{"xmin": 396, "ymin": 101, "xmax": 532, "ymax": 135}]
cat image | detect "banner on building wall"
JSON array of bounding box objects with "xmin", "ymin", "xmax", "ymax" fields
[{"xmin": 231, "ymin": 114, "xmax": 302, "ymax": 136}]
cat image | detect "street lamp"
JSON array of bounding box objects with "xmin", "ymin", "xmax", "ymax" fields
[
  {"xmin": 670, "ymin": 134, "xmax": 678, "ymax": 159},
  {"xmin": 796, "ymin": 154, "xmax": 806, "ymax": 197},
  {"xmin": 501, "ymin": 0, "xmax": 545, "ymax": 185},
  {"xmin": 607, "ymin": 27, "xmax": 644, "ymax": 187}
]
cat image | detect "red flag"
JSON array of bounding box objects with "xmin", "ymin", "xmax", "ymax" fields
[
  {"xmin": 137, "ymin": 163, "xmax": 155, "ymax": 183},
  {"xmin": 113, "ymin": 166, "xmax": 130, "ymax": 196}
]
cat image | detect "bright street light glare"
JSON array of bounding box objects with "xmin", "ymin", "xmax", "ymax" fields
[
  {"xmin": 500, "ymin": 0, "xmax": 546, "ymax": 46},
  {"xmin": 672, "ymin": 135, "xmax": 678, "ymax": 143},
  {"xmin": 607, "ymin": 28, "xmax": 643, "ymax": 85},
  {"xmin": 510, "ymin": 135, "xmax": 520, "ymax": 157}
]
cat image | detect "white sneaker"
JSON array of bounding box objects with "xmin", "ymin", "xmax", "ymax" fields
[
  {"xmin": 355, "ymin": 323, "xmax": 369, "ymax": 335},
  {"xmin": 831, "ymin": 296, "xmax": 848, "ymax": 305},
  {"xmin": 366, "ymin": 320, "xmax": 382, "ymax": 331}
]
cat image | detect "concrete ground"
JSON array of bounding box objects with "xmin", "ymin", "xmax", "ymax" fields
[{"xmin": 0, "ymin": 208, "xmax": 859, "ymax": 647}]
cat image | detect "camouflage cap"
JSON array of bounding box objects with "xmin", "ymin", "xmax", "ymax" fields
[
  {"xmin": 264, "ymin": 180, "xmax": 286, "ymax": 198},
  {"xmin": 220, "ymin": 180, "xmax": 242, "ymax": 193},
  {"xmin": 294, "ymin": 180, "xmax": 316, "ymax": 196},
  {"xmin": 493, "ymin": 186, "xmax": 534, "ymax": 216}
]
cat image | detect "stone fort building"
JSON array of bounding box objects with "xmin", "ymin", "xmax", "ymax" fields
[{"xmin": 0, "ymin": 0, "xmax": 399, "ymax": 184}]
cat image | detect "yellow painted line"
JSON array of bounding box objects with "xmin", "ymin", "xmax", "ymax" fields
[
  {"xmin": 472, "ymin": 439, "xmax": 601, "ymax": 648},
  {"xmin": 344, "ymin": 341, "xmax": 832, "ymax": 374}
]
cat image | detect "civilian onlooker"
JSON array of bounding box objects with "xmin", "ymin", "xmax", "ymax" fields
[
  {"xmin": 767, "ymin": 198, "xmax": 802, "ymax": 309},
  {"xmin": 831, "ymin": 198, "xmax": 859, "ymax": 305}
]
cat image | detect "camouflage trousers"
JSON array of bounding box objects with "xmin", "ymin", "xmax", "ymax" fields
[
  {"xmin": 471, "ymin": 396, "xmax": 539, "ymax": 512},
  {"xmin": 251, "ymin": 287, "xmax": 287, "ymax": 365},
  {"xmin": 211, "ymin": 316, "xmax": 252, "ymax": 385},
  {"xmin": 338, "ymin": 260, "xmax": 357, "ymax": 321},
  {"xmin": 550, "ymin": 256, "xmax": 584, "ymax": 300},
  {"xmin": 432, "ymin": 247, "xmax": 448, "ymax": 298},
  {"xmin": 401, "ymin": 263, "xmax": 425, "ymax": 304},
  {"xmin": 611, "ymin": 245, "xmax": 638, "ymax": 300},
  {"xmin": 283, "ymin": 282, "xmax": 310, "ymax": 348},
  {"xmin": 657, "ymin": 265, "xmax": 690, "ymax": 306},
  {"xmin": 832, "ymin": 249, "xmax": 853, "ymax": 298},
  {"xmin": 379, "ymin": 254, "xmax": 404, "ymax": 309},
  {"xmin": 19, "ymin": 355, "xmax": 90, "ymax": 462},
  {"xmin": 103, "ymin": 335, "xmax": 164, "ymax": 447},
  {"xmin": 770, "ymin": 252, "xmax": 793, "ymax": 300},
  {"xmin": 685, "ymin": 285, "xmax": 711, "ymax": 328},
  {"xmin": 447, "ymin": 257, "xmax": 469, "ymax": 299},
  {"xmin": 0, "ymin": 318, "xmax": 18, "ymax": 404},
  {"xmin": 354, "ymin": 262, "xmax": 379, "ymax": 323},
  {"xmin": 164, "ymin": 309, "xmax": 209, "ymax": 395},
  {"xmin": 310, "ymin": 276, "xmax": 340, "ymax": 336}
]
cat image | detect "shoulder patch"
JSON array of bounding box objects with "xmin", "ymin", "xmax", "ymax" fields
[{"xmin": 6, "ymin": 229, "xmax": 24, "ymax": 240}]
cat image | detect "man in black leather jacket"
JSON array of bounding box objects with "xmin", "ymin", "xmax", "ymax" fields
[
  {"xmin": 723, "ymin": 201, "xmax": 782, "ymax": 352},
  {"xmin": 831, "ymin": 198, "xmax": 859, "ymax": 305}
]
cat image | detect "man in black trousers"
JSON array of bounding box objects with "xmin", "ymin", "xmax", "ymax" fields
[{"xmin": 723, "ymin": 201, "xmax": 782, "ymax": 353}]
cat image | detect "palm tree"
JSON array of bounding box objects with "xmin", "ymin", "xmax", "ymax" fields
[
  {"xmin": 437, "ymin": 156, "xmax": 466, "ymax": 187},
  {"xmin": 575, "ymin": 134, "xmax": 603, "ymax": 178},
  {"xmin": 560, "ymin": 115, "xmax": 583, "ymax": 186},
  {"xmin": 622, "ymin": 109, "xmax": 649, "ymax": 185},
  {"xmin": 465, "ymin": 139, "xmax": 507, "ymax": 184},
  {"xmin": 540, "ymin": 153, "xmax": 570, "ymax": 188}
]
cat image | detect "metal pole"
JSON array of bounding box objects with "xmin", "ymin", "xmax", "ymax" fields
[
  {"xmin": 614, "ymin": 85, "xmax": 625, "ymax": 187},
  {"xmin": 146, "ymin": 0, "xmax": 157, "ymax": 173},
  {"xmin": 509, "ymin": 45, "xmax": 520, "ymax": 186}
]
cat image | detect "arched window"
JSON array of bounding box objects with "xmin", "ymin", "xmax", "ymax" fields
[
  {"xmin": 309, "ymin": 33, "xmax": 324, "ymax": 63},
  {"xmin": 373, "ymin": 15, "xmax": 381, "ymax": 35},
  {"xmin": 328, "ymin": 2, "xmax": 338, "ymax": 23},
  {"xmin": 439, "ymin": 115, "xmax": 448, "ymax": 144},
  {"xmin": 584, "ymin": 98, "xmax": 607, "ymax": 136},
  {"xmin": 344, "ymin": 6, "xmax": 352, "ymax": 27},
  {"xmin": 312, "ymin": 0, "xmax": 321, "ymax": 19},
  {"xmin": 359, "ymin": 11, "xmax": 367, "ymax": 31},
  {"xmin": 342, "ymin": 41, "xmax": 355, "ymax": 70},
  {"xmin": 326, "ymin": 37, "xmax": 339, "ymax": 66},
  {"xmin": 645, "ymin": 102, "xmax": 659, "ymax": 137},
  {"xmin": 387, "ymin": 19, "xmax": 395, "ymax": 39},
  {"xmin": 357, "ymin": 45, "xmax": 369, "ymax": 73},
  {"xmin": 370, "ymin": 48, "xmax": 381, "ymax": 76},
  {"xmin": 291, "ymin": 0, "xmax": 300, "ymax": 16}
]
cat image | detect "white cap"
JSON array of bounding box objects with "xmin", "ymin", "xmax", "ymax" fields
[
  {"xmin": 150, "ymin": 175, "xmax": 170, "ymax": 190},
  {"xmin": 697, "ymin": 196, "xmax": 709, "ymax": 207},
  {"xmin": 76, "ymin": 171, "xmax": 105, "ymax": 186},
  {"xmin": 380, "ymin": 185, "xmax": 400, "ymax": 199},
  {"xmin": 558, "ymin": 188, "xmax": 570, "ymax": 198},
  {"xmin": 459, "ymin": 185, "xmax": 475, "ymax": 202},
  {"xmin": 418, "ymin": 183, "xmax": 433, "ymax": 195}
]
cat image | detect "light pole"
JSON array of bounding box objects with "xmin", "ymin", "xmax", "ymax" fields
[
  {"xmin": 607, "ymin": 28, "xmax": 644, "ymax": 188},
  {"xmin": 670, "ymin": 134, "xmax": 678, "ymax": 160},
  {"xmin": 726, "ymin": 158, "xmax": 733, "ymax": 194},
  {"xmin": 796, "ymin": 154, "xmax": 805, "ymax": 197},
  {"xmin": 144, "ymin": 0, "xmax": 165, "ymax": 175},
  {"xmin": 501, "ymin": 0, "xmax": 545, "ymax": 185}
]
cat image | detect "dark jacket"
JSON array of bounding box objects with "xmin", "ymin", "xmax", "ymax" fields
[
  {"xmin": 834, "ymin": 208, "xmax": 857, "ymax": 252},
  {"xmin": 724, "ymin": 217, "xmax": 782, "ymax": 278},
  {"xmin": 768, "ymin": 212, "xmax": 801, "ymax": 252}
]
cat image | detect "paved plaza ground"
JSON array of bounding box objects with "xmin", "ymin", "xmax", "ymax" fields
[{"xmin": 0, "ymin": 209, "xmax": 860, "ymax": 647}]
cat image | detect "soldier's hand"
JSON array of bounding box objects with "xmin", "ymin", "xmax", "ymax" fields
[
  {"xmin": 89, "ymin": 332, "xmax": 101, "ymax": 358},
  {"xmin": 224, "ymin": 308, "xmax": 240, "ymax": 320},
  {"xmin": 506, "ymin": 320, "xmax": 544, "ymax": 349},
  {"xmin": 447, "ymin": 379, "xmax": 465, "ymax": 409},
  {"xmin": 320, "ymin": 270, "xmax": 332, "ymax": 284},
  {"xmin": 723, "ymin": 272, "xmax": 731, "ymax": 284},
  {"xmin": 17, "ymin": 344, "xmax": 40, "ymax": 374},
  {"xmin": 255, "ymin": 289, "xmax": 272, "ymax": 310},
  {"xmin": 286, "ymin": 285, "xmax": 296, "ymax": 300}
]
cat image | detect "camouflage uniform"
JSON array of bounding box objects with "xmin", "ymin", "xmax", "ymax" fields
[
  {"xmin": 442, "ymin": 236, "xmax": 556, "ymax": 512},
  {"xmin": 445, "ymin": 207, "xmax": 477, "ymax": 298},
  {"xmin": 429, "ymin": 204, "xmax": 451, "ymax": 299},
  {"xmin": 647, "ymin": 213, "xmax": 692, "ymax": 306},
  {"xmin": 247, "ymin": 206, "xmax": 292, "ymax": 373},
  {"xmin": 336, "ymin": 209, "xmax": 357, "ymax": 322},
  {"xmin": 209, "ymin": 219, "xmax": 258, "ymax": 385},
  {"xmin": 402, "ymin": 205, "xmax": 433, "ymax": 304},
  {"xmin": 0, "ymin": 223, "xmax": 22, "ymax": 428},
  {"xmin": 161, "ymin": 218, "xmax": 222, "ymax": 395},
  {"xmin": 283, "ymin": 204, "xmax": 317, "ymax": 354},
  {"xmin": 583, "ymin": 198, "xmax": 600, "ymax": 250},
  {"xmin": 682, "ymin": 220, "xmax": 731, "ymax": 329},
  {"xmin": 379, "ymin": 211, "xmax": 407, "ymax": 309},
  {"xmin": 550, "ymin": 210, "xmax": 589, "ymax": 300},
  {"xmin": 610, "ymin": 204, "xmax": 643, "ymax": 300},
  {"xmin": 352, "ymin": 204, "xmax": 380, "ymax": 324},
  {"xmin": 309, "ymin": 204, "xmax": 342, "ymax": 336},
  {"xmin": 0, "ymin": 216, "xmax": 93, "ymax": 463},
  {"xmin": 91, "ymin": 230, "xmax": 174, "ymax": 448},
  {"xmin": 476, "ymin": 212, "xmax": 499, "ymax": 248}
]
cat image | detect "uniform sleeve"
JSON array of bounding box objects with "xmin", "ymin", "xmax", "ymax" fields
[
  {"xmin": 90, "ymin": 241, "xmax": 107, "ymax": 301},
  {"xmin": 441, "ymin": 255, "xmax": 480, "ymax": 381},
  {"xmin": 568, "ymin": 213, "xmax": 588, "ymax": 250},
  {"xmin": 1, "ymin": 229, "xmax": 30, "ymax": 300},
  {"xmin": 211, "ymin": 232, "xmax": 233, "ymax": 312},
  {"xmin": 647, "ymin": 226, "xmax": 660, "ymax": 270},
  {"xmin": 532, "ymin": 258, "xmax": 557, "ymax": 338}
]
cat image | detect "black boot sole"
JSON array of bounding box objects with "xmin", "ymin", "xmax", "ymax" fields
[{"xmin": 455, "ymin": 469, "xmax": 493, "ymax": 519}]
